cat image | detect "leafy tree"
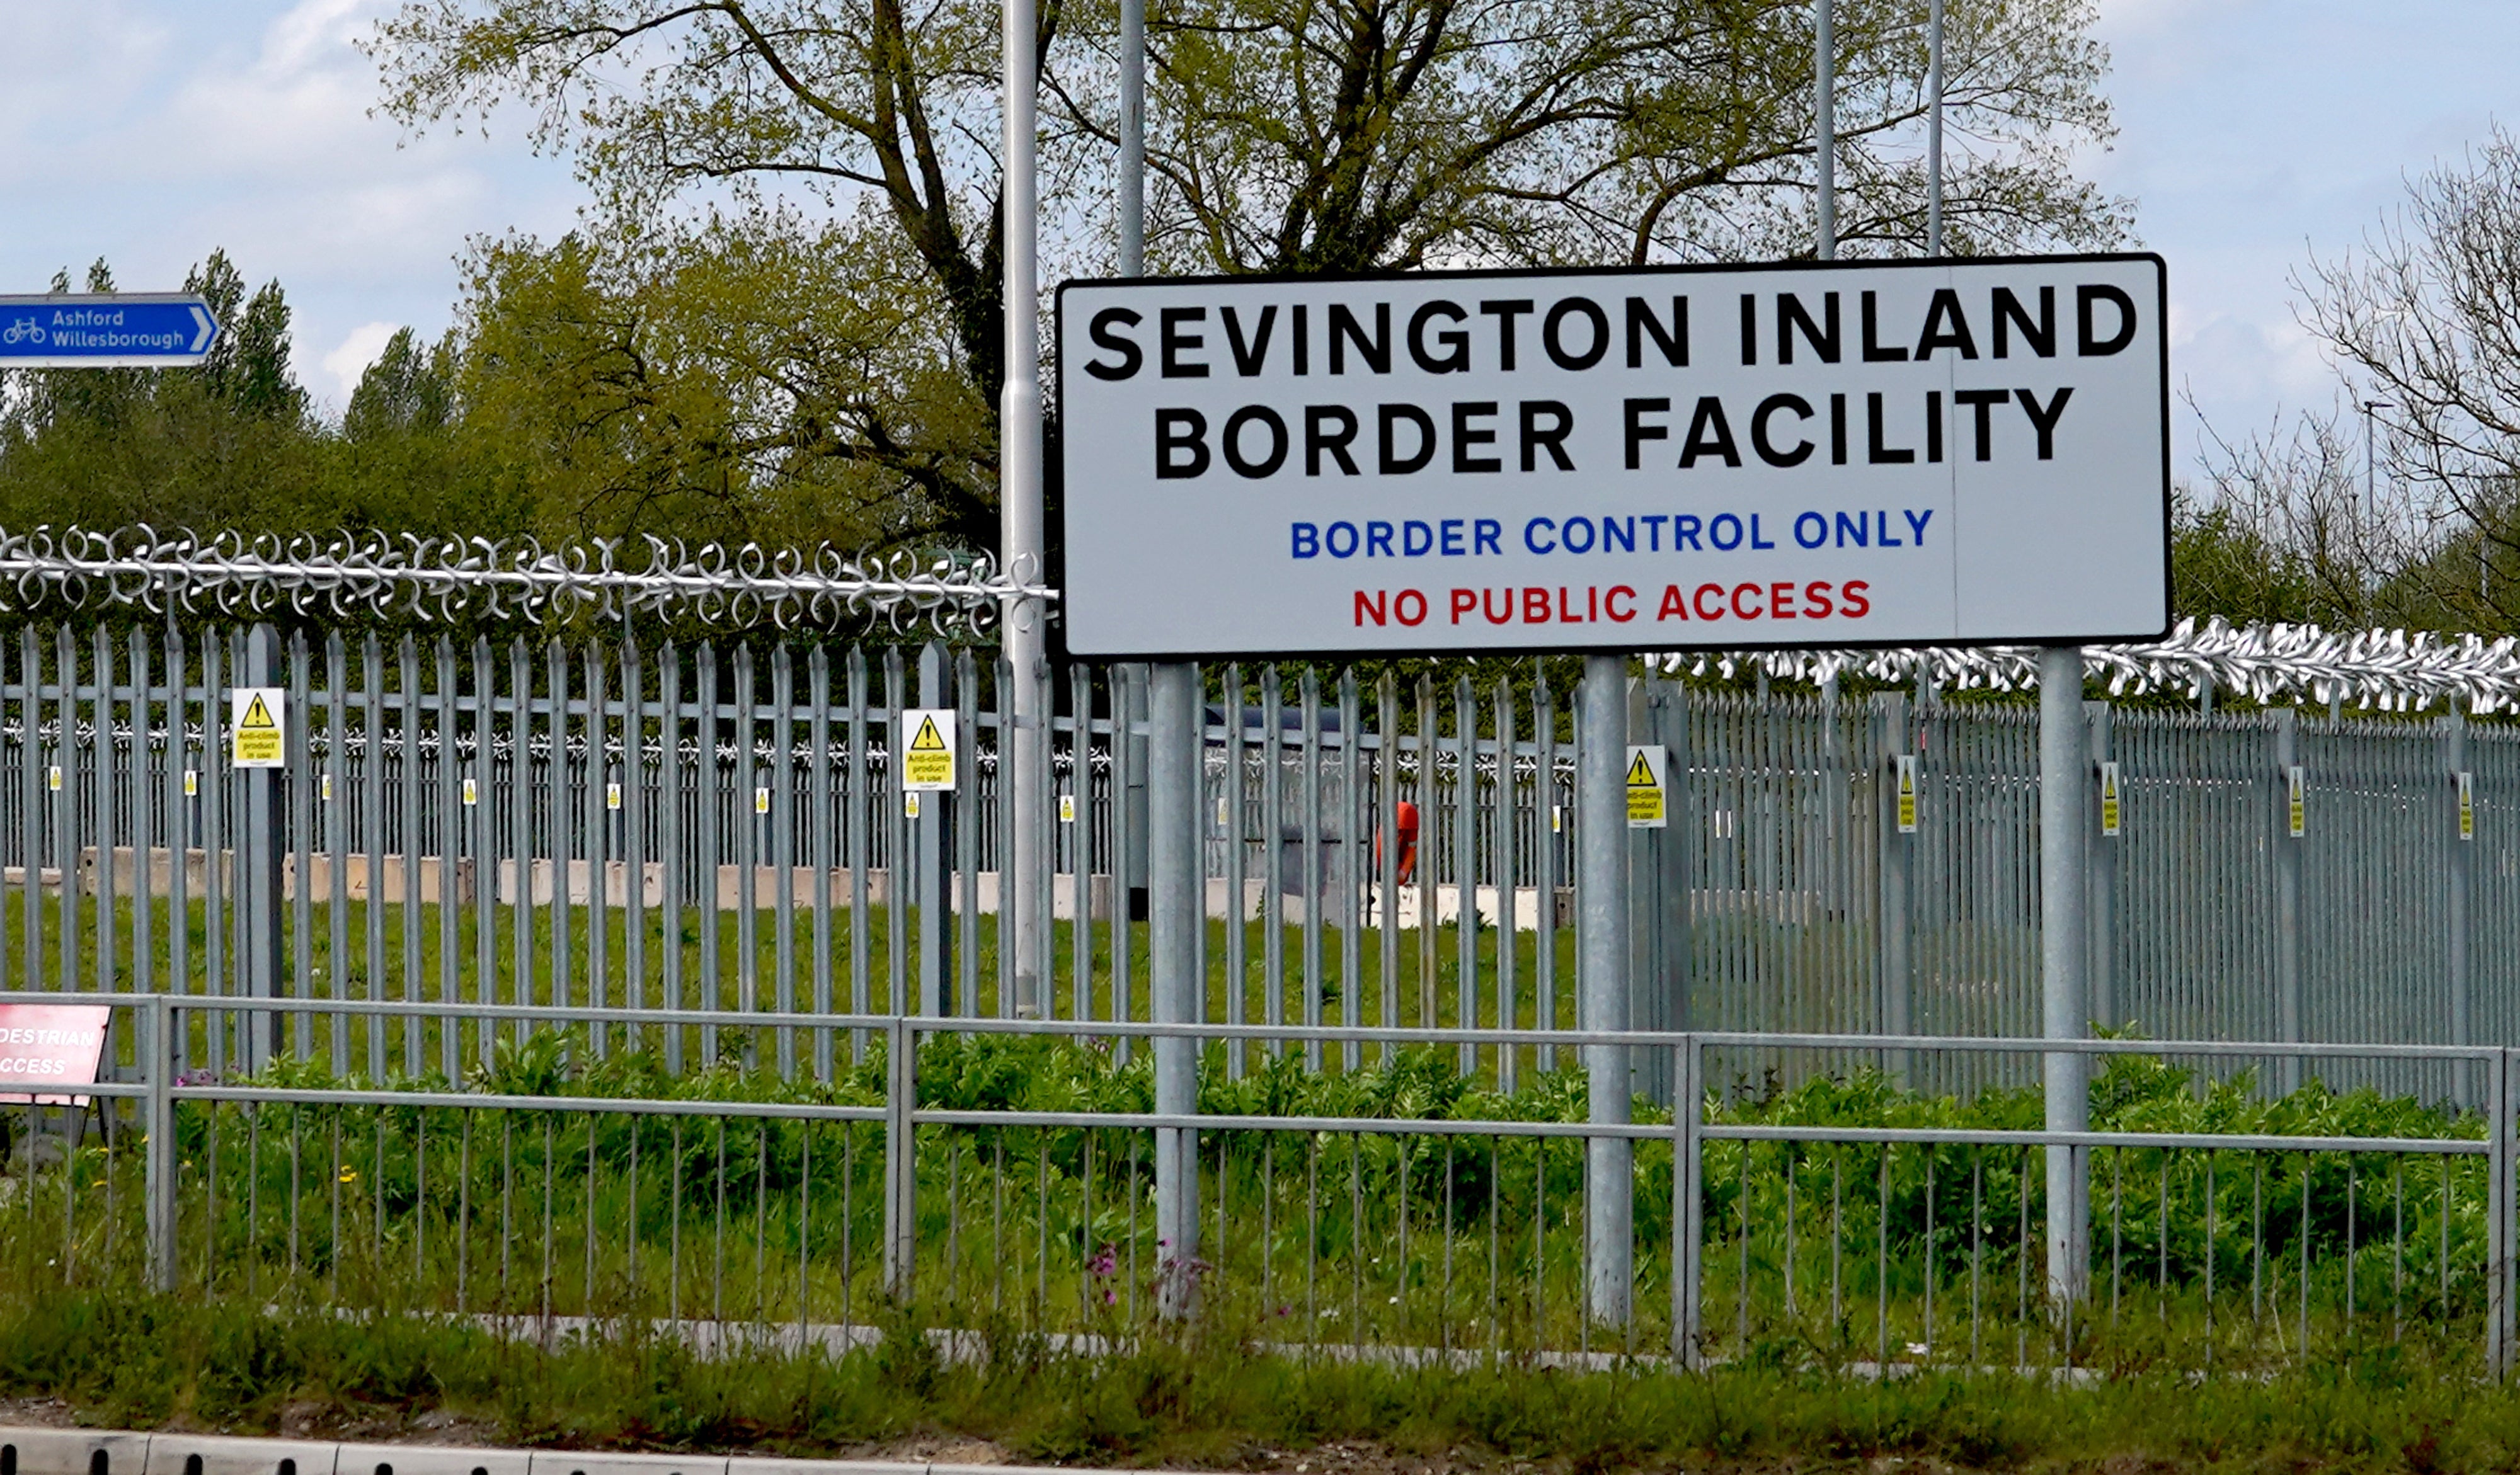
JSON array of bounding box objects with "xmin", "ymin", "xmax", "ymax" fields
[
  {"xmin": 344, "ymin": 327, "xmax": 456, "ymax": 440},
  {"xmin": 0, "ymin": 251, "xmax": 520, "ymax": 541},
  {"xmin": 366, "ymin": 0, "xmax": 2129, "ymax": 555},
  {"xmin": 2295, "ymin": 125, "xmax": 2520, "ymax": 633}
]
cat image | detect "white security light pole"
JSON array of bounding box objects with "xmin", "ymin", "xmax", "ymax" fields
[
  {"xmin": 1927, "ymin": 0, "xmax": 1944, "ymax": 256},
  {"xmin": 2362, "ymin": 399, "xmax": 2393, "ymax": 525},
  {"xmin": 1004, "ymin": 0, "xmax": 1049, "ymax": 1023},
  {"xmin": 1816, "ymin": 0, "xmax": 1835, "ymax": 259}
]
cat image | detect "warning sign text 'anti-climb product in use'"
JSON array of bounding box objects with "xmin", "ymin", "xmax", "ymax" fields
[
  {"xmin": 901, "ymin": 709, "xmax": 958, "ymax": 792},
  {"xmin": 231, "ymin": 687, "xmax": 286, "ymax": 769}
]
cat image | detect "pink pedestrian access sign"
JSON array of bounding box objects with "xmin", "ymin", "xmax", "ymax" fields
[{"xmin": 0, "ymin": 1004, "xmax": 111, "ymax": 1105}]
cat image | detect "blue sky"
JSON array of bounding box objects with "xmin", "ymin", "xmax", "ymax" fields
[{"xmin": 3, "ymin": 0, "xmax": 2514, "ymax": 480}]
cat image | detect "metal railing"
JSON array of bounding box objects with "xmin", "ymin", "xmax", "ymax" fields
[
  {"xmin": 4, "ymin": 994, "xmax": 2510, "ymax": 1377},
  {"xmin": 0, "ymin": 618, "xmax": 2507, "ymax": 1100}
]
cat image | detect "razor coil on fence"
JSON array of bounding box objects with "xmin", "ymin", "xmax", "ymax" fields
[
  {"xmin": 0, "ymin": 526, "xmax": 1053, "ymax": 636},
  {"xmin": 1664, "ymin": 618, "xmax": 2520, "ymax": 715}
]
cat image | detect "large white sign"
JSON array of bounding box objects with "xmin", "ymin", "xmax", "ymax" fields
[{"xmin": 1056, "ymin": 254, "xmax": 2168, "ymax": 656}]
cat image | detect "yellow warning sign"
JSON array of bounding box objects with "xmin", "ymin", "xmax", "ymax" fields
[
  {"xmin": 231, "ymin": 687, "xmax": 286, "ymax": 769},
  {"xmin": 2286, "ymin": 764, "xmax": 2306, "ymax": 838},
  {"xmin": 901, "ymin": 709, "xmax": 957, "ymax": 792},
  {"xmin": 1894, "ymin": 754, "xmax": 1919, "ymax": 834},
  {"xmin": 2458, "ymin": 770, "xmax": 2475, "ymax": 842},
  {"xmin": 1624, "ymin": 745, "xmax": 1666, "ymax": 829},
  {"xmin": 2099, "ymin": 761, "xmax": 2122, "ymax": 837}
]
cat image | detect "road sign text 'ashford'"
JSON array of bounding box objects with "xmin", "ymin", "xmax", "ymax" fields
[
  {"xmin": 1057, "ymin": 254, "xmax": 2168, "ymax": 656},
  {"xmin": 0, "ymin": 293, "xmax": 222, "ymax": 369}
]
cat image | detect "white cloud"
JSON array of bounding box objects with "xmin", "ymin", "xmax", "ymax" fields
[
  {"xmin": 0, "ymin": 0, "xmax": 581, "ymax": 419},
  {"xmin": 320, "ymin": 319, "xmax": 402, "ymax": 402}
]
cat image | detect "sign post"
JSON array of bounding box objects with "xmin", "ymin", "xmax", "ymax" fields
[
  {"xmin": 1056, "ymin": 251, "xmax": 2172, "ymax": 1331},
  {"xmin": 0, "ymin": 293, "xmax": 220, "ymax": 368},
  {"xmin": 1057, "ymin": 256, "xmax": 2169, "ymax": 658}
]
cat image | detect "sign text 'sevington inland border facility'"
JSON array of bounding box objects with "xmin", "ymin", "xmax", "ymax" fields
[{"xmin": 1056, "ymin": 254, "xmax": 2168, "ymax": 658}]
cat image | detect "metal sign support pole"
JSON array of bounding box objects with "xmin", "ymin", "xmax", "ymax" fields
[
  {"xmin": 1579, "ymin": 653, "xmax": 1632, "ymax": 1328},
  {"xmin": 1149, "ymin": 661, "xmax": 1201, "ymax": 1312},
  {"xmin": 2039, "ymin": 645, "xmax": 2088, "ymax": 1309},
  {"xmin": 1120, "ymin": 0, "xmax": 1203, "ymax": 1311}
]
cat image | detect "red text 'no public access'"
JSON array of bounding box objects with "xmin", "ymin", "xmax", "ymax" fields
[{"xmin": 1354, "ymin": 581, "xmax": 1872, "ymax": 629}]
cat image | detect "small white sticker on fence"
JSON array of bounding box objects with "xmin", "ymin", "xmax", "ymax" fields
[
  {"xmin": 47, "ymin": 765, "xmax": 59, "ymax": 793},
  {"xmin": 608, "ymin": 780, "xmax": 623, "ymax": 811},
  {"xmin": 231, "ymin": 686, "xmax": 285, "ymax": 768},
  {"xmin": 901, "ymin": 709, "xmax": 958, "ymax": 791},
  {"xmin": 183, "ymin": 768, "xmax": 197, "ymax": 798},
  {"xmin": 462, "ymin": 776, "xmax": 478, "ymax": 806},
  {"xmin": 1625, "ymin": 745, "xmax": 1667, "ymax": 828},
  {"xmin": 1060, "ymin": 792, "xmax": 1077, "ymax": 824},
  {"xmin": 321, "ymin": 772, "xmax": 332, "ymax": 801},
  {"xmin": 2099, "ymin": 761, "xmax": 2122, "ymax": 836},
  {"xmin": 755, "ymin": 785, "xmax": 770, "ymax": 815},
  {"xmin": 903, "ymin": 790, "xmax": 922, "ymax": 819}
]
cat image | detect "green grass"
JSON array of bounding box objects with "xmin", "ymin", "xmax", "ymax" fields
[
  {"xmin": 23, "ymin": 887, "xmax": 1586, "ymax": 1085},
  {"xmin": 0, "ymin": 1280, "xmax": 2515, "ymax": 1472},
  {"xmin": 2, "ymin": 1035, "xmax": 2494, "ymax": 1381}
]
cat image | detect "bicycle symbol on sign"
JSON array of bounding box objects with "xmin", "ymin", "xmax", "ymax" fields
[{"xmin": 1, "ymin": 318, "xmax": 44, "ymax": 346}]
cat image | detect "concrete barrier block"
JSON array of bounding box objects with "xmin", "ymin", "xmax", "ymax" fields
[
  {"xmin": 333, "ymin": 1446, "xmax": 530, "ymax": 1475},
  {"xmin": 140, "ymin": 1436, "xmax": 335, "ymax": 1475},
  {"xmin": 728, "ymin": 1462, "xmax": 923, "ymax": 1475},
  {"xmin": 524, "ymin": 1454, "xmax": 726, "ymax": 1475},
  {"xmin": 0, "ymin": 1427, "xmax": 151, "ymax": 1475}
]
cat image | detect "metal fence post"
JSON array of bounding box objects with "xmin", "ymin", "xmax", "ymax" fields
[
  {"xmin": 1579, "ymin": 653, "xmax": 1633, "ymax": 1328},
  {"xmin": 2272, "ymin": 707, "xmax": 2303, "ymax": 1095},
  {"xmin": 1877, "ymin": 692, "xmax": 1911, "ymax": 1052},
  {"xmin": 1629, "ymin": 680, "xmax": 1689, "ymax": 1104},
  {"xmin": 242, "ymin": 622, "xmax": 285, "ymax": 1071},
  {"xmin": 144, "ymin": 991, "xmax": 176, "ymax": 1292},
  {"xmin": 1673, "ymin": 1034, "xmax": 1704, "ymax": 1367},
  {"xmin": 2085, "ymin": 700, "xmax": 2117, "ymax": 1031},
  {"xmin": 915, "ymin": 642, "xmax": 953, "ymax": 1018},
  {"xmin": 2446, "ymin": 707, "xmax": 2473, "ymax": 1108},
  {"xmin": 2037, "ymin": 645, "xmax": 2088, "ymax": 1308},
  {"xmin": 2494, "ymin": 1046, "xmax": 2513, "ymax": 1378},
  {"xmin": 885, "ymin": 1014, "xmax": 918, "ymax": 1299},
  {"xmin": 1149, "ymin": 659, "xmax": 1202, "ymax": 1314}
]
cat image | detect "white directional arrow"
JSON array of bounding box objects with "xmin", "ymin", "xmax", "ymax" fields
[{"xmin": 188, "ymin": 305, "xmax": 215, "ymax": 353}]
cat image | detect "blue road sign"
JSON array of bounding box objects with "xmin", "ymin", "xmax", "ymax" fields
[{"xmin": 0, "ymin": 293, "xmax": 221, "ymax": 368}]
